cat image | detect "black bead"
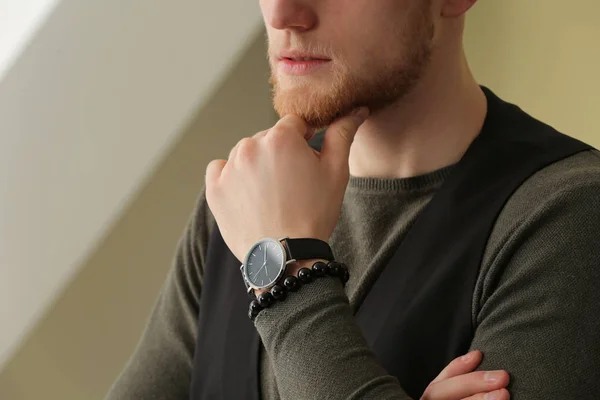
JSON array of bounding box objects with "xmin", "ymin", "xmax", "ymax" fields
[
  {"xmin": 248, "ymin": 300, "xmax": 262, "ymax": 320},
  {"xmin": 312, "ymin": 261, "xmax": 328, "ymax": 277},
  {"xmin": 249, "ymin": 299, "xmax": 262, "ymax": 313},
  {"xmin": 327, "ymin": 261, "xmax": 342, "ymax": 277},
  {"xmin": 257, "ymin": 292, "xmax": 274, "ymax": 308},
  {"xmin": 340, "ymin": 265, "xmax": 350, "ymax": 285},
  {"xmin": 298, "ymin": 267, "xmax": 314, "ymax": 283},
  {"xmin": 283, "ymin": 276, "xmax": 300, "ymax": 292},
  {"xmin": 270, "ymin": 284, "xmax": 287, "ymax": 301}
]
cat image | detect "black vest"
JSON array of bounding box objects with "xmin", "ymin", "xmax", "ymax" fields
[{"xmin": 189, "ymin": 88, "xmax": 592, "ymax": 399}]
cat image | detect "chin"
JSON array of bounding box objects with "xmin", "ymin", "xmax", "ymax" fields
[
  {"xmin": 273, "ymin": 94, "xmax": 349, "ymax": 129},
  {"xmin": 272, "ymin": 80, "xmax": 357, "ymax": 128}
]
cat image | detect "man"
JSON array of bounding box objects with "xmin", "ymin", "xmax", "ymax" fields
[{"xmin": 107, "ymin": 0, "xmax": 600, "ymax": 399}]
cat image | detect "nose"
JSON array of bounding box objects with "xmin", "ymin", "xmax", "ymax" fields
[{"xmin": 261, "ymin": 0, "xmax": 317, "ymax": 32}]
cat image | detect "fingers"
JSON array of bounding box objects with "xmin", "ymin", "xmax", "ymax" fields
[
  {"xmin": 271, "ymin": 114, "xmax": 311, "ymax": 139},
  {"xmin": 321, "ymin": 107, "xmax": 369, "ymax": 169},
  {"xmin": 220, "ymin": 108, "xmax": 365, "ymax": 193},
  {"xmin": 253, "ymin": 129, "xmax": 270, "ymax": 139},
  {"xmin": 423, "ymin": 352, "xmax": 510, "ymax": 400},
  {"xmin": 431, "ymin": 351, "xmax": 483, "ymax": 383},
  {"xmin": 226, "ymin": 116, "xmax": 305, "ymax": 170},
  {"xmin": 463, "ymin": 388, "xmax": 510, "ymax": 400},
  {"xmin": 422, "ymin": 370, "xmax": 510, "ymax": 400},
  {"xmin": 205, "ymin": 159, "xmax": 227, "ymax": 187}
]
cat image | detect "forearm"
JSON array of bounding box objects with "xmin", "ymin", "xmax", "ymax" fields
[
  {"xmin": 470, "ymin": 174, "xmax": 600, "ymax": 399},
  {"xmin": 254, "ymin": 273, "xmax": 412, "ymax": 400}
]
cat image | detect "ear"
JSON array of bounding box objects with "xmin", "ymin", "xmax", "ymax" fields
[{"xmin": 441, "ymin": 0, "xmax": 478, "ymax": 18}]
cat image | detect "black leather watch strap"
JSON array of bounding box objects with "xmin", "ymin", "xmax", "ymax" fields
[{"xmin": 282, "ymin": 238, "xmax": 334, "ymax": 262}]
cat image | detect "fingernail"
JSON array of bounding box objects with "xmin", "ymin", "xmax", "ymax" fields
[
  {"xmin": 461, "ymin": 351, "xmax": 475, "ymax": 362},
  {"xmin": 484, "ymin": 371, "xmax": 503, "ymax": 383},
  {"xmin": 484, "ymin": 391, "xmax": 498, "ymax": 400},
  {"xmin": 350, "ymin": 107, "xmax": 370, "ymax": 121}
]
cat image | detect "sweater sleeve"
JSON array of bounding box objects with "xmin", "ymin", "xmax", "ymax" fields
[
  {"xmin": 254, "ymin": 276, "xmax": 413, "ymax": 400},
  {"xmin": 105, "ymin": 188, "xmax": 214, "ymax": 400},
  {"xmin": 470, "ymin": 154, "xmax": 600, "ymax": 399},
  {"xmin": 255, "ymin": 152, "xmax": 600, "ymax": 400}
]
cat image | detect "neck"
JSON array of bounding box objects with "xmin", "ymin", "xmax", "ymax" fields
[{"xmin": 349, "ymin": 48, "xmax": 487, "ymax": 179}]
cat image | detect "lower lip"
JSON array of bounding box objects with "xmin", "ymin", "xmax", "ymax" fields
[{"xmin": 278, "ymin": 58, "xmax": 330, "ymax": 76}]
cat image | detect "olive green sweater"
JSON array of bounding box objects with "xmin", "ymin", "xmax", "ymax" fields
[{"xmin": 106, "ymin": 150, "xmax": 600, "ymax": 400}]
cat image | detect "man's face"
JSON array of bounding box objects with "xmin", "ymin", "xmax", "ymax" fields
[{"xmin": 261, "ymin": 0, "xmax": 435, "ymax": 128}]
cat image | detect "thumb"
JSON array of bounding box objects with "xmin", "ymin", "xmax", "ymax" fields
[{"xmin": 321, "ymin": 107, "xmax": 369, "ymax": 167}]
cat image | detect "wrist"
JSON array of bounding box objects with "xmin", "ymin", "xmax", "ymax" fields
[
  {"xmin": 249, "ymin": 259, "xmax": 350, "ymax": 321},
  {"xmin": 253, "ymin": 258, "xmax": 325, "ymax": 296}
]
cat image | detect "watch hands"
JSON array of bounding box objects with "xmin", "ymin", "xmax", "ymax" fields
[
  {"xmin": 255, "ymin": 262, "xmax": 267, "ymax": 277},
  {"xmin": 251, "ymin": 248, "xmax": 271, "ymax": 285},
  {"xmin": 263, "ymin": 248, "xmax": 270, "ymax": 281}
]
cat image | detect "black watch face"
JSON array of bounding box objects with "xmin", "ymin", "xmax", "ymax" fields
[{"xmin": 244, "ymin": 238, "xmax": 286, "ymax": 289}]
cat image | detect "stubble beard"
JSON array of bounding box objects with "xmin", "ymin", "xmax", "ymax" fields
[{"xmin": 268, "ymin": 9, "xmax": 434, "ymax": 129}]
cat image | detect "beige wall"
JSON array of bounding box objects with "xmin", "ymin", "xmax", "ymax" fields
[
  {"xmin": 0, "ymin": 0, "xmax": 262, "ymax": 370},
  {"xmin": 0, "ymin": 30, "xmax": 275, "ymax": 400},
  {"xmin": 1, "ymin": 1, "xmax": 599, "ymax": 399},
  {"xmin": 465, "ymin": 0, "xmax": 600, "ymax": 146}
]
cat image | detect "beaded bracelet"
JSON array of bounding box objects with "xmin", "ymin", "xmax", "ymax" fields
[{"xmin": 248, "ymin": 260, "xmax": 350, "ymax": 321}]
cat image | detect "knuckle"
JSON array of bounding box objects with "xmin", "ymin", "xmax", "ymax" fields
[
  {"xmin": 206, "ymin": 159, "xmax": 219, "ymax": 171},
  {"xmin": 204, "ymin": 168, "xmax": 220, "ymax": 196},
  {"xmin": 270, "ymin": 115, "xmax": 307, "ymax": 143},
  {"xmin": 266, "ymin": 126, "xmax": 290, "ymax": 148},
  {"xmin": 206, "ymin": 160, "xmax": 222, "ymax": 178},
  {"xmin": 236, "ymin": 137, "xmax": 256, "ymax": 161},
  {"xmin": 237, "ymin": 137, "xmax": 253, "ymax": 149},
  {"xmin": 253, "ymin": 129, "xmax": 269, "ymax": 138},
  {"xmin": 284, "ymin": 114, "xmax": 305, "ymax": 127}
]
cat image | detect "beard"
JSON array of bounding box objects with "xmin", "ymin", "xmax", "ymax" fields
[{"xmin": 268, "ymin": 6, "xmax": 434, "ymax": 129}]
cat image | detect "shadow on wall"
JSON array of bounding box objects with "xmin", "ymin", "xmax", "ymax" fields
[{"xmin": 0, "ymin": 29, "xmax": 277, "ymax": 400}]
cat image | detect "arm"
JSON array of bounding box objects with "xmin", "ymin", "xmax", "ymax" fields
[
  {"xmin": 207, "ymin": 113, "xmax": 513, "ymax": 400},
  {"xmin": 105, "ymin": 189, "xmax": 214, "ymax": 400},
  {"xmin": 255, "ymin": 262, "xmax": 510, "ymax": 400},
  {"xmin": 104, "ymin": 187, "xmax": 506, "ymax": 400},
  {"xmin": 255, "ymin": 169, "xmax": 600, "ymax": 399},
  {"xmin": 255, "ymin": 273, "xmax": 410, "ymax": 399},
  {"xmin": 470, "ymin": 173, "xmax": 600, "ymax": 398}
]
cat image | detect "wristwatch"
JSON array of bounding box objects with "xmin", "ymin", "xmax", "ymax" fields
[{"xmin": 240, "ymin": 237, "xmax": 334, "ymax": 294}]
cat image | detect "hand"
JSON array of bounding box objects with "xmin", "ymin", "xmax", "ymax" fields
[
  {"xmin": 421, "ymin": 350, "xmax": 510, "ymax": 400},
  {"xmin": 205, "ymin": 108, "xmax": 369, "ymax": 261}
]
